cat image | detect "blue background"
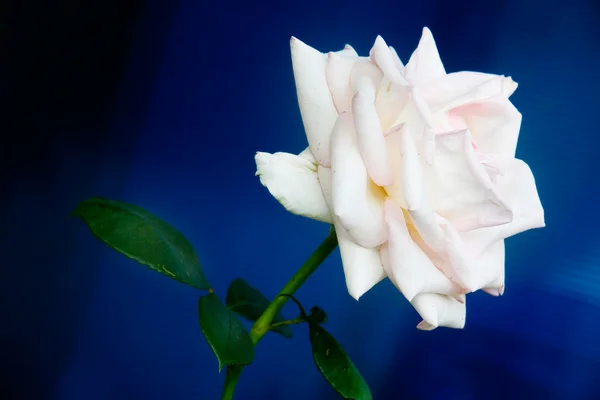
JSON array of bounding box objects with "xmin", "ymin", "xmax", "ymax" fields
[{"xmin": 2, "ymin": 0, "xmax": 600, "ymax": 399}]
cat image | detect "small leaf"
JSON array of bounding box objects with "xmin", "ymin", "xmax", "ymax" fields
[
  {"xmin": 226, "ymin": 278, "xmax": 292, "ymax": 338},
  {"xmin": 72, "ymin": 197, "xmax": 210, "ymax": 289},
  {"xmin": 198, "ymin": 292, "xmax": 255, "ymax": 371},
  {"xmin": 308, "ymin": 306, "xmax": 328, "ymax": 325},
  {"xmin": 310, "ymin": 324, "xmax": 372, "ymax": 400}
]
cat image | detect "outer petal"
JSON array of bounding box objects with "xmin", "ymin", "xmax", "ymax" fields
[
  {"xmin": 454, "ymin": 98, "xmax": 522, "ymax": 158},
  {"xmin": 318, "ymin": 166, "xmax": 386, "ymax": 300},
  {"xmin": 291, "ymin": 37, "xmax": 339, "ymax": 166},
  {"xmin": 399, "ymin": 128, "xmax": 478, "ymax": 291},
  {"xmin": 326, "ymin": 51, "xmax": 359, "ymax": 114},
  {"xmin": 369, "ymin": 36, "xmax": 408, "ymax": 85},
  {"xmin": 388, "ymin": 46, "xmax": 405, "ymax": 74},
  {"xmin": 330, "ymin": 113, "xmax": 387, "ymax": 248},
  {"xmin": 384, "ymin": 199, "xmax": 459, "ymax": 301},
  {"xmin": 420, "ymin": 72, "xmax": 518, "ymax": 115},
  {"xmin": 255, "ymin": 150, "xmax": 333, "ymax": 223},
  {"xmin": 460, "ymin": 157, "xmax": 545, "ymax": 256},
  {"xmin": 404, "ymin": 27, "xmax": 446, "ymax": 86},
  {"xmin": 412, "ymin": 293, "xmax": 466, "ymax": 330},
  {"xmin": 352, "ymin": 78, "xmax": 394, "ymax": 186},
  {"xmin": 426, "ymin": 129, "xmax": 513, "ymax": 232}
]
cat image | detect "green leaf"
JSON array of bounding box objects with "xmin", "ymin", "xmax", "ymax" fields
[
  {"xmin": 71, "ymin": 197, "xmax": 210, "ymax": 290},
  {"xmin": 226, "ymin": 278, "xmax": 292, "ymax": 338},
  {"xmin": 198, "ymin": 292, "xmax": 255, "ymax": 371},
  {"xmin": 309, "ymin": 323, "xmax": 372, "ymax": 400}
]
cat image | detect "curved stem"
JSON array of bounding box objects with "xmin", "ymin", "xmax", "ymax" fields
[
  {"xmin": 270, "ymin": 317, "xmax": 306, "ymax": 329},
  {"xmin": 220, "ymin": 229, "xmax": 338, "ymax": 399}
]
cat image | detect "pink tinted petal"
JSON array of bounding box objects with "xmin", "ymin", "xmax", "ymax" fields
[
  {"xmin": 412, "ymin": 293, "xmax": 466, "ymax": 330},
  {"xmin": 340, "ymin": 44, "xmax": 358, "ymax": 57},
  {"xmin": 352, "ymin": 82, "xmax": 394, "ymax": 186},
  {"xmin": 291, "ymin": 37, "xmax": 338, "ymax": 166},
  {"xmin": 330, "ymin": 113, "xmax": 387, "ymax": 248},
  {"xmin": 384, "ymin": 200, "xmax": 459, "ymax": 301},
  {"xmin": 327, "ymin": 51, "xmax": 359, "ymax": 113},
  {"xmin": 399, "ymin": 129, "xmax": 480, "ymax": 291},
  {"xmin": 460, "ymin": 157, "xmax": 545, "ymax": 257},
  {"xmin": 420, "ymin": 72, "xmax": 518, "ymax": 114},
  {"xmin": 455, "ymin": 98, "xmax": 522, "ymax": 158},
  {"xmin": 369, "ymin": 36, "xmax": 408, "ymax": 85},
  {"xmin": 426, "ymin": 129, "xmax": 513, "ymax": 232},
  {"xmin": 405, "ymin": 27, "xmax": 446, "ymax": 86}
]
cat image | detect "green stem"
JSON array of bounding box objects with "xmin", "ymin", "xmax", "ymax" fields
[
  {"xmin": 270, "ymin": 317, "xmax": 306, "ymax": 329},
  {"xmin": 220, "ymin": 365, "xmax": 242, "ymax": 400},
  {"xmin": 220, "ymin": 229, "xmax": 338, "ymax": 400}
]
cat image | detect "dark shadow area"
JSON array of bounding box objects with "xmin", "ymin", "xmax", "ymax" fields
[{"xmin": 0, "ymin": 1, "xmax": 178, "ymax": 398}]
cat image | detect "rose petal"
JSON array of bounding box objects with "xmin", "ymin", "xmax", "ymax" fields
[
  {"xmin": 255, "ymin": 150, "xmax": 333, "ymax": 223},
  {"xmin": 290, "ymin": 37, "xmax": 339, "ymax": 166},
  {"xmin": 404, "ymin": 27, "xmax": 446, "ymax": 86},
  {"xmin": 330, "ymin": 113, "xmax": 387, "ymax": 248},
  {"xmin": 455, "ymin": 98, "xmax": 522, "ymax": 158},
  {"xmin": 426, "ymin": 129, "xmax": 513, "ymax": 232},
  {"xmin": 384, "ymin": 199, "xmax": 459, "ymax": 301},
  {"xmin": 412, "ymin": 293, "xmax": 466, "ymax": 330},
  {"xmin": 318, "ymin": 166, "xmax": 386, "ymax": 300},
  {"xmin": 420, "ymin": 72, "xmax": 518, "ymax": 115},
  {"xmin": 399, "ymin": 128, "xmax": 480, "ymax": 291},
  {"xmin": 476, "ymin": 239, "xmax": 505, "ymax": 295},
  {"xmin": 352, "ymin": 80, "xmax": 394, "ymax": 186},
  {"xmin": 388, "ymin": 46, "xmax": 405, "ymax": 74},
  {"xmin": 369, "ymin": 36, "xmax": 408, "ymax": 85},
  {"xmin": 460, "ymin": 157, "xmax": 545, "ymax": 257},
  {"xmin": 326, "ymin": 51, "xmax": 359, "ymax": 114}
]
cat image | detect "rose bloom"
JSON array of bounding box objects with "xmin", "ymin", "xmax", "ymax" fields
[{"xmin": 255, "ymin": 28, "xmax": 544, "ymax": 330}]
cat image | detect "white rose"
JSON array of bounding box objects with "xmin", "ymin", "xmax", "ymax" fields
[{"xmin": 255, "ymin": 28, "xmax": 544, "ymax": 330}]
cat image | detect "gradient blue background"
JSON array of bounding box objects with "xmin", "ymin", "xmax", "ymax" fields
[{"xmin": 2, "ymin": 0, "xmax": 600, "ymax": 399}]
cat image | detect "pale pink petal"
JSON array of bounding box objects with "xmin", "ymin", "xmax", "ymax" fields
[
  {"xmin": 384, "ymin": 200, "xmax": 459, "ymax": 301},
  {"xmin": 342, "ymin": 44, "xmax": 358, "ymax": 57},
  {"xmin": 290, "ymin": 37, "xmax": 338, "ymax": 166},
  {"xmin": 350, "ymin": 58, "xmax": 383, "ymax": 96},
  {"xmin": 404, "ymin": 27, "xmax": 446, "ymax": 86},
  {"xmin": 399, "ymin": 129, "xmax": 480, "ymax": 291},
  {"xmin": 425, "ymin": 129, "xmax": 513, "ymax": 232},
  {"xmin": 382, "ymin": 127, "xmax": 408, "ymax": 207},
  {"xmin": 330, "ymin": 113, "xmax": 387, "ymax": 248},
  {"xmin": 255, "ymin": 151, "xmax": 333, "ymax": 223},
  {"xmin": 335, "ymin": 221, "xmax": 387, "ymax": 300},
  {"xmin": 375, "ymin": 78, "xmax": 411, "ymax": 131},
  {"xmin": 412, "ymin": 293, "xmax": 466, "ymax": 330},
  {"xmin": 388, "ymin": 46, "xmax": 405, "ymax": 74},
  {"xmin": 326, "ymin": 51, "xmax": 359, "ymax": 114},
  {"xmin": 420, "ymin": 72, "xmax": 518, "ymax": 115},
  {"xmin": 460, "ymin": 157, "xmax": 545, "ymax": 256},
  {"xmin": 352, "ymin": 80, "xmax": 394, "ymax": 186},
  {"xmin": 369, "ymin": 36, "xmax": 408, "ymax": 85},
  {"xmin": 455, "ymin": 98, "xmax": 522, "ymax": 158},
  {"xmin": 318, "ymin": 167, "xmax": 386, "ymax": 300},
  {"xmin": 477, "ymin": 240, "xmax": 506, "ymax": 295}
]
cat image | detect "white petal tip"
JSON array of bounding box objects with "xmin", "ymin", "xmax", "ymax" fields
[{"xmin": 416, "ymin": 320, "xmax": 437, "ymax": 331}]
